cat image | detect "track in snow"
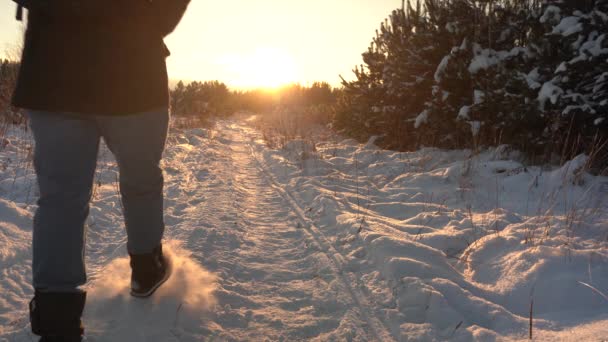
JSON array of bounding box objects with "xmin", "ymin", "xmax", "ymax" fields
[
  {"xmin": 158, "ymin": 121, "xmax": 395, "ymax": 341},
  {"xmin": 247, "ymin": 135, "xmax": 396, "ymax": 342}
]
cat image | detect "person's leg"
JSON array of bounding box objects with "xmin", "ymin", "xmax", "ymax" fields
[
  {"xmin": 28, "ymin": 111, "xmax": 100, "ymax": 292},
  {"xmin": 96, "ymin": 108, "xmax": 169, "ymax": 254},
  {"xmin": 28, "ymin": 111, "xmax": 99, "ymax": 340}
]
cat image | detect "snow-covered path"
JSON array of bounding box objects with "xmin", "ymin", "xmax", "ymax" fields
[
  {"xmin": 1, "ymin": 117, "xmax": 607, "ymax": 341},
  {"xmin": 160, "ymin": 122, "xmax": 394, "ymax": 341},
  {"xmin": 0, "ymin": 120, "xmax": 396, "ymax": 341}
]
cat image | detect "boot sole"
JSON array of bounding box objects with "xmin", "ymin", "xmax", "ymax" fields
[{"xmin": 130, "ymin": 256, "xmax": 173, "ymax": 298}]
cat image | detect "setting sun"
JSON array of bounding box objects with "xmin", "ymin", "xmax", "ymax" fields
[
  {"xmin": 219, "ymin": 47, "xmax": 298, "ymax": 89},
  {"xmin": 0, "ymin": 0, "xmax": 401, "ymax": 88}
]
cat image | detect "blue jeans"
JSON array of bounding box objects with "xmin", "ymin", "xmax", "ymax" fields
[{"xmin": 28, "ymin": 109, "xmax": 169, "ymax": 291}]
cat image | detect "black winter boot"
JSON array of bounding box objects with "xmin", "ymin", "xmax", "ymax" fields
[
  {"xmin": 30, "ymin": 290, "xmax": 86, "ymax": 342},
  {"xmin": 129, "ymin": 244, "xmax": 171, "ymax": 298}
]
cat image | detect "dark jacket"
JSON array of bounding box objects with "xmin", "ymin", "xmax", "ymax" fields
[{"xmin": 12, "ymin": 0, "xmax": 190, "ymax": 115}]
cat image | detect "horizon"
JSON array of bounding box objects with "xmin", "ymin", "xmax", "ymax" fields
[
  {"xmin": 168, "ymin": 78, "xmax": 340, "ymax": 92},
  {"xmin": 0, "ymin": 1, "xmax": 401, "ymax": 89}
]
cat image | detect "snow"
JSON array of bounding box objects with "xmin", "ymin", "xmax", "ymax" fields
[
  {"xmin": 552, "ymin": 16, "xmax": 583, "ymax": 36},
  {"xmin": 434, "ymin": 55, "xmax": 451, "ymax": 82},
  {"xmin": 442, "ymin": 90, "xmax": 450, "ymax": 101},
  {"xmin": 582, "ymin": 33, "xmax": 608, "ymax": 57},
  {"xmin": 473, "ymin": 90, "xmax": 485, "ymax": 105},
  {"xmin": 445, "ymin": 22, "xmax": 457, "ymax": 33},
  {"xmin": 540, "ymin": 5, "xmax": 561, "ymax": 24},
  {"xmin": 468, "ymin": 46, "xmax": 527, "ymax": 74},
  {"xmin": 563, "ymin": 104, "xmax": 596, "ymax": 115},
  {"xmin": 469, "ymin": 49, "xmax": 501, "ymax": 74},
  {"xmin": 457, "ymin": 106, "xmax": 471, "ymax": 120},
  {"xmin": 596, "ymin": 10, "xmax": 608, "ymax": 23},
  {"xmin": 469, "ymin": 121, "xmax": 481, "ymax": 137},
  {"xmin": 415, "ymin": 110, "xmax": 429, "ymax": 128},
  {"xmin": 1, "ymin": 116, "xmax": 607, "ymax": 341},
  {"xmin": 538, "ymin": 80, "xmax": 565, "ymax": 110},
  {"xmin": 594, "ymin": 72, "xmax": 608, "ymax": 93},
  {"xmin": 569, "ymin": 33, "xmax": 608, "ymax": 64},
  {"xmin": 555, "ymin": 62, "xmax": 567, "ymax": 73},
  {"xmin": 526, "ymin": 68, "xmax": 542, "ymax": 90}
]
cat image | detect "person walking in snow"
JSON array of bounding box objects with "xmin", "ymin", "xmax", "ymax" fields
[{"xmin": 10, "ymin": 1, "xmax": 190, "ymax": 340}]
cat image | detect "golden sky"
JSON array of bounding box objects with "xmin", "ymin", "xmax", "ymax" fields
[{"xmin": 1, "ymin": 1, "xmax": 400, "ymax": 89}]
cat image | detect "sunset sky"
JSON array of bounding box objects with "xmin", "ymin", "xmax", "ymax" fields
[{"xmin": 0, "ymin": 1, "xmax": 400, "ymax": 89}]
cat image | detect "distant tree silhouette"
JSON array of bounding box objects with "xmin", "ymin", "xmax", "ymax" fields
[{"xmin": 170, "ymin": 81, "xmax": 339, "ymax": 123}]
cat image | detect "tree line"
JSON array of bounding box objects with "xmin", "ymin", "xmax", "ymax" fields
[{"xmin": 170, "ymin": 80, "xmax": 338, "ymax": 120}]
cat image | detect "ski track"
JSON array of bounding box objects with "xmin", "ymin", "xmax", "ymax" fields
[{"xmin": 247, "ymin": 136, "xmax": 396, "ymax": 342}]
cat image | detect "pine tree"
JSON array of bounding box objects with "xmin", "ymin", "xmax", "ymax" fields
[
  {"xmin": 336, "ymin": 0, "xmax": 606, "ymax": 167},
  {"xmin": 537, "ymin": 0, "xmax": 608, "ymax": 158}
]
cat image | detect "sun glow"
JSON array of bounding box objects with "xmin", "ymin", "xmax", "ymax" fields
[{"xmin": 219, "ymin": 47, "xmax": 298, "ymax": 89}]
